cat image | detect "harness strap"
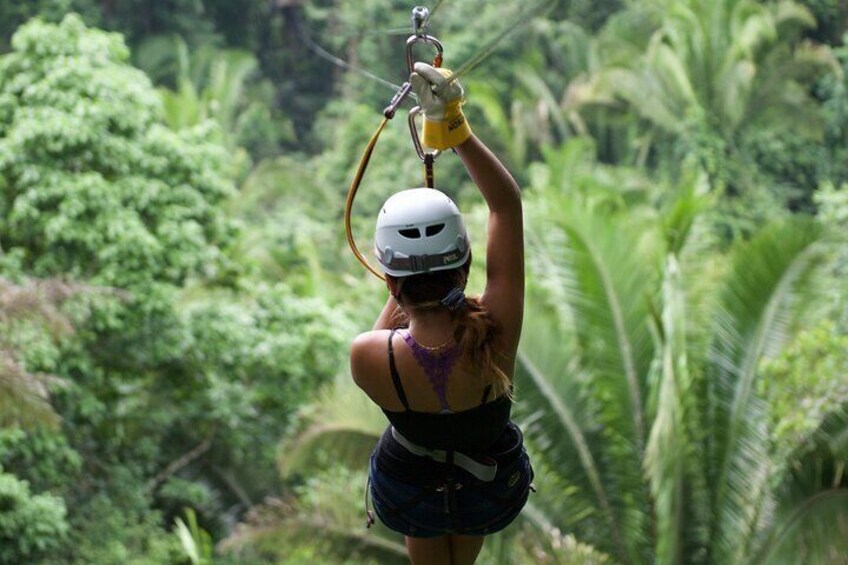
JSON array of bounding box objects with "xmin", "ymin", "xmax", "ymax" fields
[
  {"xmin": 388, "ymin": 330, "xmax": 410, "ymax": 410},
  {"xmin": 364, "ymin": 475, "xmax": 375, "ymax": 528},
  {"xmin": 391, "ymin": 427, "xmax": 498, "ymax": 482}
]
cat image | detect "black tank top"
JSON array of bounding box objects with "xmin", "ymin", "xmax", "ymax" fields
[{"xmin": 381, "ymin": 329, "xmax": 512, "ymax": 452}]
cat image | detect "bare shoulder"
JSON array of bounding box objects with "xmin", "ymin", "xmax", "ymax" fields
[
  {"xmin": 350, "ymin": 329, "xmax": 404, "ymax": 410},
  {"xmin": 350, "ymin": 330, "xmax": 391, "ymax": 390}
]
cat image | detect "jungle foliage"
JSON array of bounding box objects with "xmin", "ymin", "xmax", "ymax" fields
[{"xmin": 0, "ymin": 1, "xmax": 846, "ymax": 564}]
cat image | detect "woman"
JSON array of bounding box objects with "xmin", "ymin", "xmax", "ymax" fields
[{"xmin": 350, "ymin": 63, "xmax": 531, "ymax": 564}]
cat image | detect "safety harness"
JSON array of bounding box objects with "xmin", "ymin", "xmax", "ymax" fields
[
  {"xmin": 391, "ymin": 427, "xmax": 498, "ymax": 482},
  {"xmin": 366, "ymin": 422, "xmax": 531, "ymax": 532},
  {"xmin": 365, "ymin": 330, "xmax": 533, "ymax": 531}
]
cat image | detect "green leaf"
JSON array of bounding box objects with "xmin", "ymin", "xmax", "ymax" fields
[{"xmin": 707, "ymin": 217, "xmax": 825, "ymax": 561}]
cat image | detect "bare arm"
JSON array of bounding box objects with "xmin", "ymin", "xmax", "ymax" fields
[
  {"xmin": 372, "ymin": 294, "xmax": 406, "ymax": 330},
  {"xmin": 454, "ymin": 134, "xmax": 524, "ymax": 345}
]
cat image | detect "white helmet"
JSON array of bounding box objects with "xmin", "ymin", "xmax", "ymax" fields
[{"xmin": 375, "ymin": 188, "xmax": 470, "ymax": 277}]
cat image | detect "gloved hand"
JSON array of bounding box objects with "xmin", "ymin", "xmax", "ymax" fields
[{"xmin": 410, "ymin": 62, "xmax": 472, "ymax": 150}]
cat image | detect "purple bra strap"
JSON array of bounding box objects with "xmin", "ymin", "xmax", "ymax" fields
[{"xmin": 400, "ymin": 330, "xmax": 459, "ymax": 413}]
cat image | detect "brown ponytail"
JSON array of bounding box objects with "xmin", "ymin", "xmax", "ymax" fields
[{"xmin": 452, "ymin": 296, "xmax": 513, "ymax": 400}]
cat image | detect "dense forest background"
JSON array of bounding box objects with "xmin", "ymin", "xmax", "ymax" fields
[{"xmin": 1, "ymin": 0, "xmax": 847, "ymax": 563}]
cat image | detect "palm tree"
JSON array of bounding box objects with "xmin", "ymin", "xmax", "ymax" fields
[
  {"xmin": 568, "ymin": 0, "xmax": 836, "ymax": 179},
  {"xmin": 515, "ymin": 161, "xmax": 848, "ymax": 563},
  {"xmin": 140, "ymin": 36, "xmax": 258, "ymax": 135}
]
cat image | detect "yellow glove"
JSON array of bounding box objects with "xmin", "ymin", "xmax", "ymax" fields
[{"xmin": 410, "ymin": 62, "xmax": 472, "ymax": 150}]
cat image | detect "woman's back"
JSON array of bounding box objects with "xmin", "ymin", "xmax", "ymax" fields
[
  {"xmin": 381, "ymin": 328, "xmax": 512, "ymax": 451},
  {"xmin": 352, "ymin": 325, "xmax": 515, "ymax": 412}
]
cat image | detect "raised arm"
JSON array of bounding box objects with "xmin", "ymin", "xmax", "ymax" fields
[
  {"xmin": 409, "ymin": 62, "xmax": 524, "ymax": 344},
  {"xmin": 455, "ymin": 135, "xmax": 524, "ymax": 344}
]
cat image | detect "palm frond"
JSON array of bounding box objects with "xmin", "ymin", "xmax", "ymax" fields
[
  {"xmin": 509, "ymin": 511, "xmax": 614, "ymax": 564},
  {"xmin": 743, "ymin": 44, "xmax": 834, "ymax": 139},
  {"xmin": 706, "ymin": 217, "xmax": 825, "ymax": 561},
  {"xmin": 650, "ymin": 42, "xmax": 699, "ymax": 114},
  {"xmin": 516, "ymin": 68, "xmax": 570, "ymax": 142},
  {"xmin": 133, "ymin": 34, "xmax": 184, "ymax": 85},
  {"xmin": 603, "ymin": 67, "xmax": 686, "ymax": 133},
  {"xmin": 754, "ymin": 489, "xmax": 848, "ymax": 564},
  {"xmin": 752, "ymin": 406, "xmax": 848, "ymax": 563},
  {"xmin": 522, "ymin": 194, "xmax": 661, "ymax": 561},
  {"xmin": 203, "ymin": 50, "xmax": 258, "ymax": 133},
  {"xmin": 644, "ymin": 255, "xmax": 692, "ymax": 564},
  {"xmin": 720, "ymin": 60, "xmax": 755, "ymax": 131},
  {"xmin": 158, "ymin": 83, "xmax": 200, "ymax": 130},
  {"xmin": 661, "ymin": 172, "xmax": 712, "ymax": 256},
  {"xmin": 0, "ymin": 362, "xmax": 64, "ymax": 430},
  {"xmin": 516, "ymin": 351, "xmax": 617, "ymax": 539},
  {"xmin": 277, "ymin": 372, "xmax": 385, "ymax": 479},
  {"xmin": 466, "ymin": 80, "xmax": 526, "ymax": 166},
  {"xmin": 0, "ymin": 277, "xmax": 88, "ymax": 430},
  {"xmin": 516, "ymin": 285, "xmax": 630, "ymax": 559},
  {"xmin": 554, "ymin": 207, "xmax": 658, "ymax": 458},
  {"xmin": 772, "ymin": 1, "xmax": 817, "ymax": 34},
  {"xmin": 173, "ymin": 507, "xmax": 213, "ymax": 565}
]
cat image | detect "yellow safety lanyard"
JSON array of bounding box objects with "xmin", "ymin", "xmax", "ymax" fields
[
  {"xmin": 343, "ymin": 116, "xmax": 391, "ymax": 281},
  {"xmin": 344, "ymin": 8, "xmax": 443, "ymax": 282}
]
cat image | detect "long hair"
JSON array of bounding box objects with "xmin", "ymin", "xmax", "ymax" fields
[{"xmin": 387, "ymin": 260, "xmax": 513, "ymax": 400}]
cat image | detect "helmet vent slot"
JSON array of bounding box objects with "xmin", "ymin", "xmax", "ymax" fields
[
  {"xmin": 425, "ymin": 223, "xmax": 445, "ymax": 237},
  {"xmin": 399, "ymin": 228, "xmax": 421, "ymax": 239}
]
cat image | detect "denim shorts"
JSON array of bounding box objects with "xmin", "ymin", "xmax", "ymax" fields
[{"xmin": 368, "ymin": 447, "xmax": 533, "ymax": 538}]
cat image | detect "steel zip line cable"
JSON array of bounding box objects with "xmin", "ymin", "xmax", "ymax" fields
[
  {"xmin": 433, "ymin": 0, "xmax": 556, "ymax": 95},
  {"xmin": 331, "ymin": 0, "xmax": 445, "ymax": 39},
  {"xmin": 292, "ymin": 10, "xmax": 402, "ymax": 91},
  {"xmin": 291, "ymin": 0, "xmax": 554, "ymax": 100},
  {"xmin": 289, "ymin": 0, "xmax": 445, "ymax": 91}
]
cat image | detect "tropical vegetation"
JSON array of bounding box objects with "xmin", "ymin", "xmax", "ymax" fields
[{"xmin": 0, "ymin": 1, "xmax": 845, "ymax": 563}]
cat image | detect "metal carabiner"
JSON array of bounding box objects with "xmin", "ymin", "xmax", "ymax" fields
[
  {"xmin": 380, "ymin": 6, "xmax": 445, "ymax": 188},
  {"xmin": 405, "ymin": 33, "xmax": 443, "ymax": 75},
  {"xmin": 408, "ymin": 106, "xmax": 440, "ymax": 187},
  {"xmin": 404, "ymin": 30, "xmax": 444, "ymax": 170},
  {"xmin": 407, "ymin": 107, "xmax": 441, "ymax": 162},
  {"xmin": 382, "ymin": 7, "xmax": 444, "ymax": 119}
]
